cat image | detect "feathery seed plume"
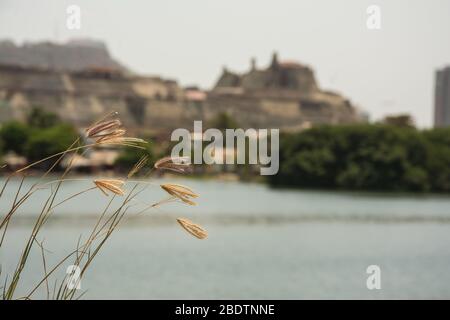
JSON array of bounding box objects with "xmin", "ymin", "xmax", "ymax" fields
[
  {"xmin": 176, "ymin": 218, "xmax": 208, "ymax": 239},
  {"xmin": 94, "ymin": 179, "xmax": 125, "ymax": 196},
  {"xmin": 154, "ymin": 156, "xmax": 191, "ymax": 173},
  {"xmin": 160, "ymin": 183, "xmax": 198, "ymax": 205},
  {"xmin": 128, "ymin": 155, "xmax": 149, "ymax": 178}
]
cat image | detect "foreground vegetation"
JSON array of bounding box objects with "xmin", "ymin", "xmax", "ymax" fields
[
  {"xmin": 269, "ymin": 124, "xmax": 450, "ymax": 193},
  {"xmin": 0, "ymin": 111, "xmax": 205, "ymax": 300}
]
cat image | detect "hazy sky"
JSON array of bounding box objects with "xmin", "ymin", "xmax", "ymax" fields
[{"xmin": 1, "ymin": 0, "xmax": 450, "ymax": 127}]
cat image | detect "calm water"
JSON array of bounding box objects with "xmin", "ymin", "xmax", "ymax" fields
[{"xmin": 1, "ymin": 177, "xmax": 450, "ymax": 299}]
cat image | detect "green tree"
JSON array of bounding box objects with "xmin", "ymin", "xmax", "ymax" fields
[
  {"xmin": 0, "ymin": 136, "xmax": 4, "ymax": 158},
  {"xmin": 27, "ymin": 107, "xmax": 61, "ymax": 129},
  {"xmin": 25, "ymin": 124, "xmax": 78, "ymax": 164},
  {"xmin": 269, "ymin": 124, "xmax": 450, "ymax": 192},
  {"xmin": 0, "ymin": 121, "xmax": 31, "ymax": 155},
  {"xmin": 423, "ymin": 127, "xmax": 450, "ymax": 192}
]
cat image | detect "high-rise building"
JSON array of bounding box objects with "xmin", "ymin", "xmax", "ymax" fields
[{"xmin": 434, "ymin": 66, "xmax": 450, "ymax": 127}]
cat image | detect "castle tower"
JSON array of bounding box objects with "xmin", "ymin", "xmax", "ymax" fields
[
  {"xmin": 250, "ymin": 57, "xmax": 256, "ymax": 71},
  {"xmin": 270, "ymin": 51, "xmax": 279, "ymax": 69}
]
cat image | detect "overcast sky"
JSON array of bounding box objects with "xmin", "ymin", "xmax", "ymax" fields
[{"xmin": 1, "ymin": 0, "xmax": 449, "ymax": 127}]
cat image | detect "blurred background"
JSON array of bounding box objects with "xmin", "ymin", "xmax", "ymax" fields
[{"xmin": 1, "ymin": 0, "xmax": 450, "ymax": 299}]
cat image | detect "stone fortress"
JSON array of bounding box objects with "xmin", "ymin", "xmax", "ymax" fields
[
  {"xmin": 0, "ymin": 40, "xmax": 366, "ymax": 135},
  {"xmin": 209, "ymin": 52, "xmax": 364, "ymax": 131}
]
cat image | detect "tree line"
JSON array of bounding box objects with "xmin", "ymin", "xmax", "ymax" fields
[
  {"xmin": 0, "ymin": 108, "xmax": 78, "ymax": 165},
  {"xmin": 0, "ymin": 107, "xmax": 156, "ymax": 172},
  {"xmin": 268, "ymin": 124, "xmax": 450, "ymax": 193}
]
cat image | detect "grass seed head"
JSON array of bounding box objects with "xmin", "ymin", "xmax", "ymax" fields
[
  {"xmin": 176, "ymin": 218, "xmax": 208, "ymax": 239},
  {"xmin": 154, "ymin": 156, "xmax": 191, "ymax": 173},
  {"xmin": 160, "ymin": 183, "xmax": 198, "ymax": 205},
  {"xmin": 94, "ymin": 179, "xmax": 125, "ymax": 196}
]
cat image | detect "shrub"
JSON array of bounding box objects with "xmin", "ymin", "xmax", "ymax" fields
[
  {"xmin": 0, "ymin": 121, "xmax": 31, "ymax": 155},
  {"xmin": 27, "ymin": 107, "xmax": 61, "ymax": 128},
  {"xmin": 25, "ymin": 124, "xmax": 78, "ymax": 163}
]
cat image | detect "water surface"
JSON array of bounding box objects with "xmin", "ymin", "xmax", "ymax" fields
[{"xmin": 1, "ymin": 177, "xmax": 450, "ymax": 299}]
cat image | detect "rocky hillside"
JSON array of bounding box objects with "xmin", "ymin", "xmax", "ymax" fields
[{"xmin": 0, "ymin": 39, "xmax": 126, "ymax": 72}]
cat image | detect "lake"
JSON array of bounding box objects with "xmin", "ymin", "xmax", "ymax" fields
[{"xmin": 1, "ymin": 176, "xmax": 450, "ymax": 299}]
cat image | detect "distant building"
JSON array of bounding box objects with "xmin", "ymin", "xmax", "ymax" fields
[
  {"xmin": 434, "ymin": 66, "xmax": 450, "ymax": 127},
  {"xmin": 209, "ymin": 52, "xmax": 365, "ymax": 129},
  {"xmin": 0, "ymin": 40, "xmax": 366, "ymax": 133}
]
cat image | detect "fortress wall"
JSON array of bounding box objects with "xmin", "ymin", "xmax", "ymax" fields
[
  {"xmin": 0, "ymin": 66, "xmax": 192, "ymax": 132},
  {"xmin": 204, "ymin": 95, "xmax": 306, "ymax": 129},
  {"xmin": 204, "ymin": 95, "xmax": 265, "ymax": 128},
  {"xmin": 132, "ymin": 78, "xmax": 171, "ymax": 99},
  {"xmin": 0, "ymin": 64, "xmax": 364, "ymax": 134}
]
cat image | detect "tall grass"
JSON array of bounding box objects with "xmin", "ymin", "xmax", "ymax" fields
[{"xmin": 0, "ymin": 112, "xmax": 206, "ymax": 300}]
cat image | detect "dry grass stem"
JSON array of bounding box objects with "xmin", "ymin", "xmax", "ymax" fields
[
  {"xmin": 97, "ymin": 136, "xmax": 147, "ymax": 148},
  {"xmin": 128, "ymin": 155, "xmax": 149, "ymax": 178}
]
